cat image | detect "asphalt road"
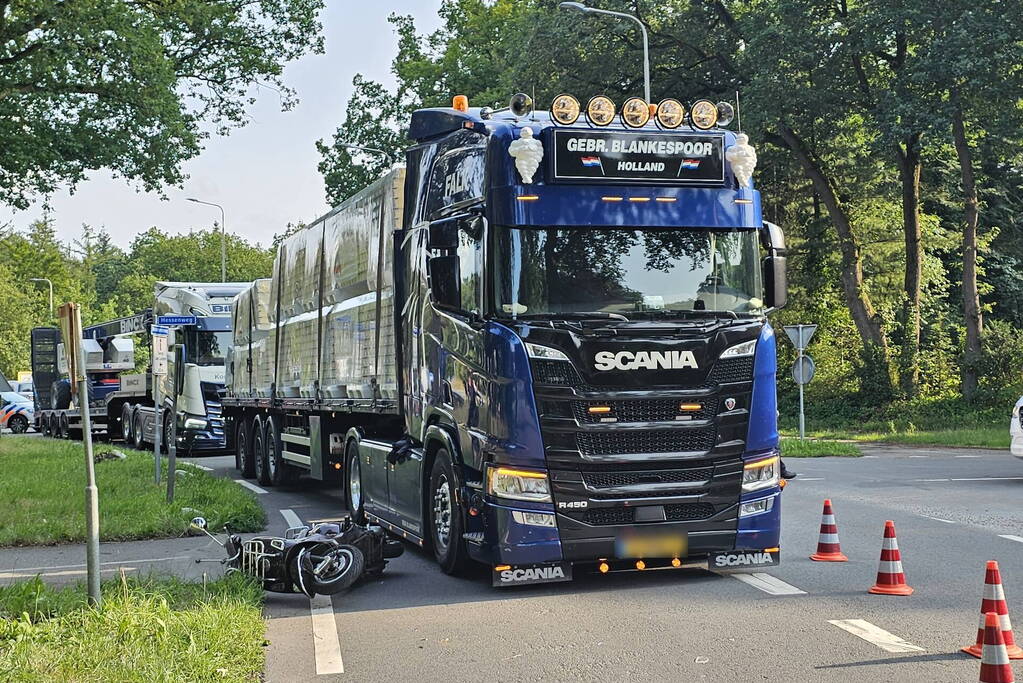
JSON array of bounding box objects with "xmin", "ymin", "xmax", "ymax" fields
[{"xmin": 175, "ymin": 445, "xmax": 1023, "ymax": 683}]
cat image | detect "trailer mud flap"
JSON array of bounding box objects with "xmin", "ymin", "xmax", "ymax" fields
[
  {"xmin": 492, "ymin": 562, "xmax": 573, "ymax": 587},
  {"xmin": 709, "ymin": 549, "xmax": 780, "ymax": 569}
]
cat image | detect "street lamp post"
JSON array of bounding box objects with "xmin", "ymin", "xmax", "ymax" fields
[
  {"xmin": 559, "ymin": 1, "xmax": 651, "ymax": 104},
  {"xmin": 338, "ymin": 143, "xmax": 397, "ymax": 165},
  {"xmin": 29, "ymin": 278, "xmax": 53, "ymax": 317},
  {"xmin": 187, "ymin": 198, "xmax": 227, "ymax": 282}
]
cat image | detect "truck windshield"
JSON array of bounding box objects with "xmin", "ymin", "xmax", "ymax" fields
[
  {"xmin": 492, "ymin": 226, "xmax": 764, "ymax": 318},
  {"xmin": 186, "ymin": 330, "xmax": 232, "ymax": 366}
]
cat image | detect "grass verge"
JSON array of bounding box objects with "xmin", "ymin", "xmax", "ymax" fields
[
  {"xmin": 0, "ymin": 436, "xmax": 265, "ymax": 546},
  {"xmin": 0, "ymin": 573, "xmax": 265, "ymax": 681},
  {"xmin": 780, "ymin": 437, "xmax": 861, "ymax": 458},
  {"xmin": 783, "ymin": 426, "xmax": 1009, "ymax": 449}
]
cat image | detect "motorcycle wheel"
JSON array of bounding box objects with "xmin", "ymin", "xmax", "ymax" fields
[{"xmin": 291, "ymin": 543, "xmax": 364, "ymax": 597}]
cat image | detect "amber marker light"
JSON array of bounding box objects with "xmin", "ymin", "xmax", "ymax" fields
[
  {"xmin": 655, "ymin": 197, "xmax": 677, "ymax": 202},
  {"xmin": 334, "ymin": 463, "xmax": 342, "ymax": 470},
  {"xmin": 599, "ymin": 562, "xmax": 610, "ymax": 574},
  {"xmin": 587, "ymin": 405, "xmax": 612, "ymax": 414},
  {"xmin": 517, "ymin": 195, "xmax": 540, "ymax": 201},
  {"xmin": 495, "ymin": 565, "xmax": 511, "ymax": 571},
  {"xmin": 679, "ymin": 403, "xmax": 703, "ymax": 411},
  {"xmin": 734, "ymin": 198, "xmax": 754, "ymax": 204},
  {"xmin": 635, "ymin": 560, "xmax": 646, "ymax": 570},
  {"xmin": 452, "ymin": 95, "xmax": 469, "ymax": 112},
  {"xmin": 601, "ymin": 196, "xmax": 624, "ymax": 202},
  {"xmin": 764, "ymin": 547, "xmax": 780, "ymax": 553},
  {"xmin": 671, "ymin": 558, "xmax": 682, "ymax": 568},
  {"xmin": 628, "ymin": 197, "xmax": 651, "ymax": 202}
]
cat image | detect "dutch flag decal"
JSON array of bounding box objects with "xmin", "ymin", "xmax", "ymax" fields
[
  {"xmin": 580, "ymin": 156, "xmax": 602, "ymax": 167},
  {"xmin": 680, "ymin": 159, "xmax": 701, "ymax": 170}
]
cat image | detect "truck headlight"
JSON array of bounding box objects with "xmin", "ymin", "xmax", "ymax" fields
[
  {"xmin": 525, "ymin": 342, "xmax": 569, "ymax": 361},
  {"xmin": 742, "ymin": 456, "xmax": 779, "ymax": 492},
  {"xmin": 183, "ymin": 417, "xmax": 208, "ymax": 430},
  {"xmin": 488, "ymin": 466, "xmax": 551, "ymax": 503},
  {"xmin": 721, "ymin": 339, "xmax": 756, "ymax": 358}
]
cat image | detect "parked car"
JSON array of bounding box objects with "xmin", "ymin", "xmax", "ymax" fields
[
  {"xmin": 13, "ymin": 380, "xmax": 33, "ymax": 399},
  {"xmin": 1011, "ymin": 396, "xmax": 1023, "ymax": 459},
  {"xmin": 0, "ymin": 392, "xmax": 34, "ymax": 434}
]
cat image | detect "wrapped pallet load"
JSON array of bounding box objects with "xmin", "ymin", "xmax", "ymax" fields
[
  {"xmin": 228, "ymin": 279, "xmax": 272, "ymax": 398},
  {"xmin": 253, "ymin": 168, "xmax": 403, "ymax": 402}
]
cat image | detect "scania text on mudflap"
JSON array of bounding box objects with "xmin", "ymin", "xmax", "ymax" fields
[{"xmin": 222, "ymin": 90, "xmax": 787, "ymax": 583}]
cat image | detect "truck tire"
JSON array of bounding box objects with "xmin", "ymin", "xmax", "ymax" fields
[
  {"xmin": 58, "ymin": 413, "xmax": 69, "ymax": 439},
  {"xmin": 345, "ymin": 440, "xmax": 366, "ymax": 524},
  {"xmin": 40, "ymin": 415, "xmax": 50, "ymax": 437},
  {"xmin": 51, "ymin": 380, "xmax": 71, "ymax": 410},
  {"xmin": 8, "ymin": 414, "xmax": 28, "ymax": 434},
  {"xmin": 132, "ymin": 411, "xmax": 146, "ymax": 450},
  {"xmin": 121, "ymin": 403, "xmax": 134, "ymax": 444},
  {"xmin": 252, "ymin": 416, "xmax": 271, "ymax": 485},
  {"xmin": 264, "ymin": 417, "xmax": 298, "ymax": 486},
  {"xmin": 235, "ymin": 418, "xmax": 256, "ymax": 478},
  {"xmin": 428, "ymin": 449, "xmax": 470, "ymax": 575}
]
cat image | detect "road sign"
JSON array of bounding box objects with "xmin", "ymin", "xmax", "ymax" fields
[
  {"xmin": 792, "ymin": 354, "xmax": 816, "ymax": 385},
  {"xmin": 151, "ymin": 326, "xmax": 168, "ymax": 377},
  {"xmin": 783, "ymin": 324, "xmax": 818, "ymax": 351},
  {"xmin": 156, "ymin": 315, "xmax": 196, "ymax": 326}
]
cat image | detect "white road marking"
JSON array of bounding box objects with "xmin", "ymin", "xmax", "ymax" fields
[
  {"xmin": 0, "ymin": 566, "xmax": 138, "ymax": 580},
  {"xmin": 280, "ymin": 508, "xmax": 304, "ymax": 529},
  {"xmin": 914, "ymin": 477, "xmax": 1023, "ymax": 483},
  {"xmin": 310, "ymin": 594, "xmax": 344, "ymax": 674},
  {"xmin": 185, "ymin": 462, "xmax": 213, "ymax": 471},
  {"xmin": 828, "ymin": 619, "xmax": 925, "ymax": 653},
  {"xmin": 234, "ymin": 479, "xmax": 268, "ymax": 494},
  {"xmin": 797, "ymin": 477, "xmax": 824, "ymax": 481},
  {"xmin": 862, "ymin": 455, "xmax": 879, "ymax": 459},
  {"xmin": 955, "ymin": 455, "xmax": 982, "ymax": 459},
  {"xmin": 908, "ymin": 455, "xmax": 928, "ymax": 458},
  {"xmin": 999, "ymin": 535, "xmax": 1023, "ymax": 544},
  {"xmin": 0, "ymin": 555, "xmax": 188, "ymax": 574},
  {"xmin": 729, "ymin": 572, "xmax": 806, "ymax": 596},
  {"xmin": 921, "ymin": 515, "xmax": 955, "ymax": 524}
]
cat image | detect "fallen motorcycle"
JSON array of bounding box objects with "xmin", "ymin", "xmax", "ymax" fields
[{"xmin": 191, "ymin": 516, "xmax": 404, "ymax": 597}]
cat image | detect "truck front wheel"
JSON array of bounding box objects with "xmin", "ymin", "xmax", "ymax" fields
[
  {"xmin": 121, "ymin": 403, "xmax": 134, "ymax": 443},
  {"xmin": 428, "ymin": 450, "xmax": 469, "ymax": 575},
  {"xmin": 345, "ymin": 441, "xmax": 365, "ymax": 524}
]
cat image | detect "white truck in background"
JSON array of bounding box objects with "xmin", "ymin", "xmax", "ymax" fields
[{"xmin": 31, "ymin": 281, "xmax": 246, "ymax": 451}]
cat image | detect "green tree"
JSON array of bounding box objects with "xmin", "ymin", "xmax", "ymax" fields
[{"xmin": 0, "ymin": 0, "xmax": 324, "ymax": 209}]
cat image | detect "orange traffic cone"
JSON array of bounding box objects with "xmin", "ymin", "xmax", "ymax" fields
[
  {"xmin": 979, "ymin": 612, "xmax": 1016, "ymax": 683},
  {"xmin": 810, "ymin": 499, "xmax": 848, "ymax": 562},
  {"xmin": 964, "ymin": 561, "xmax": 1023, "ymax": 659},
  {"xmin": 868, "ymin": 520, "xmax": 913, "ymax": 596}
]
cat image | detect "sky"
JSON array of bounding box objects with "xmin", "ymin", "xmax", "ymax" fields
[{"xmin": 0, "ymin": 2, "xmax": 444, "ymax": 249}]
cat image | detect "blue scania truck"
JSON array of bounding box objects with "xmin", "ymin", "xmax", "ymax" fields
[{"xmin": 223, "ymin": 92, "xmax": 787, "ymax": 586}]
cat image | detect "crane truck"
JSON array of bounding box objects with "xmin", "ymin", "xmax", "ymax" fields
[
  {"xmin": 31, "ymin": 281, "xmax": 244, "ymax": 451},
  {"xmin": 224, "ymin": 92, "xmax": 787, "ymax": 585}
]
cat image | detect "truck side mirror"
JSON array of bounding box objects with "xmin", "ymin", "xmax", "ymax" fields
[
  {"xmin": 760, "ymin": 221, "xmax": 787, "ymax": 310},
  {"xmin": 174, "ymin": 344, "xmax": 186, "ymax": 393},
  {"xmin": 428, "ymin": 255, "xmax": 461, "ymax": 310},
  {"xmin": 427, "ymin": 219, "xmax": 459, "ymax": 250}
]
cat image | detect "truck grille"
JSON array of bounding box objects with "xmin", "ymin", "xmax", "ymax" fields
[
  {"xmin": 531, "ymin": 359, "xmax": 583, "ymax": 386},
  {"xmin": 576, "ymin": 428, "xmax": 716, "ymax": 456},
  {"xmin": 708, "ymin": 356, "xmax": 754, "ymax": 384},
  {"xmin": 582, "ymin": 467, "xmax": 713, "ymax": 488},
  {"xmin": 584, "ymin": 503, "xmax": 715, "ymax": 526},
  {"xmin": 573, "ymin": 398, "xmax": 717, "ymax": 423}
]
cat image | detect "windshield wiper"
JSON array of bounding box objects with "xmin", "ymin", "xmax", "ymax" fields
[
  {"xmin": 511, "ymin": 311, "xmax": 630, "ymax": 322},
  {"xmin": 629, "ymin": 309, "xmax": 738, "ymax": 320}
]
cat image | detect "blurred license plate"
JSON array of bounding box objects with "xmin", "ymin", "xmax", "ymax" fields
[{"xmin": 614, "ymin": 529, "xmax": 688, "ymax": 559}]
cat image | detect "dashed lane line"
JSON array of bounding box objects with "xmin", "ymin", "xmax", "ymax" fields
[
  {"xmin": 310, "ymin": 594, "xmax": 344, "ymax": 675},
  {"xmin": 729, "ymin": 572, "xmax": 806, "ymax": 596},
  {"xmin": 828, "ymin": 619, "xmax": 925, "ymax": 653},
  {"xmin": 920, "ymin": 515, "xmax": 955, "ymax": 524},
  {"xmin": 954, "ymin": 455, "xmax": 982, "ymax": 458},
  {"xmin": 280, "ymin": 508, "xmax": 304, "ymax": 529},
  {"xmin": 999, "ymin": 535, "xmax": 1023, "ymax": 544},
  {"xmin": 796, "ymin": 477, "xmax": 824, "ymax": 481},
  {"xmin": 914, "ymin": 477, "xmax": 1023, "ymax": 483},
  {"xmin": 234, "ymin": 479, "xmax": 268, "ymax": 494}
]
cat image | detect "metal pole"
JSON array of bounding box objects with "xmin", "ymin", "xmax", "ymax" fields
[
  {"xmin": 71, "ymin": 304, "xmax": 101, "ymax": 606},
  {"xmin": 153, "ymin": 381, "xmax": 162, "ymax": 484},
  {"xmin": 187, "ymin": 198, "xmax": 227, "ymax": 282},
  {"xmin": 797, "ymin": 348, "xmax": 806, "ymax": 441},
  {"xmin": 559, "ymin": 3, "xmax": 651, "ymax": 103},
  {"xmin": 167, "ymin": 344, "xmax": 179, "ymax": 503}
]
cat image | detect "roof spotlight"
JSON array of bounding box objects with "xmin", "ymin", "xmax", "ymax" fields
[
  {"xmin": 716, "ymin": 101, "xmax": 735, "ymax": 127},
  {"xmin": 551, "ymin": 94, "xmax": 581, "ymax": 125},
  {"xmin": 586, "ymin": 95, "xmax": 616, "ymax": 126},
  {"xmin": 510, "ymin": 92, "xmax": 533, "ymax": 117},
  {"xmin": 690, "ymin": 99, "xmax": 719, "ymax": 130},
  {"xmin": 656, "ymin": 99, "xmax": 685, "ymax": 129},
  {"xmin": 621, "ymin": 97, "xmax": 651, "ymax": 128}
]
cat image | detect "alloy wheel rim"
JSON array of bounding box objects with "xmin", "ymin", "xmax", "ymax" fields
[
  {"xmin": 433, "ymin": 474, "xmax": 452, "ymax": 549},
  {"xmin": 349, "ymin": 456, "xmax": 362, "ymax": 511}
]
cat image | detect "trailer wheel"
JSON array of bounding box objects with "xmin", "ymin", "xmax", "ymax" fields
[
  {"xmin": 235, "ymin": 418, "xmax": 255, "ymax": 478},
  {"xmin": 121, "ymin": 403, "xmax": 134, "ymax": 444},
  {"xmin": 58, "ymin": 413, "xmax": 69, "ymax": 439},
  {"xmin": 345, "ymin": 441, "xmax": 366, "ymax": 524},
  {"xmin": 428, "ymin": 449, "xmax": 470, "ymax": 575},
  {"xmin": 132, "ymin": 411, "xmax": 146, "ymax": 450},
  {"xmin": 264, "ymin": 416, "xmax": 298, "ymax": 486},
  {"xmin": 40, "ymin": 415, "xmax": 50, "ymax": 437},
  {"xmin": 253, "ymin": 416, "xmax": 271, "ymax": 486}
]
